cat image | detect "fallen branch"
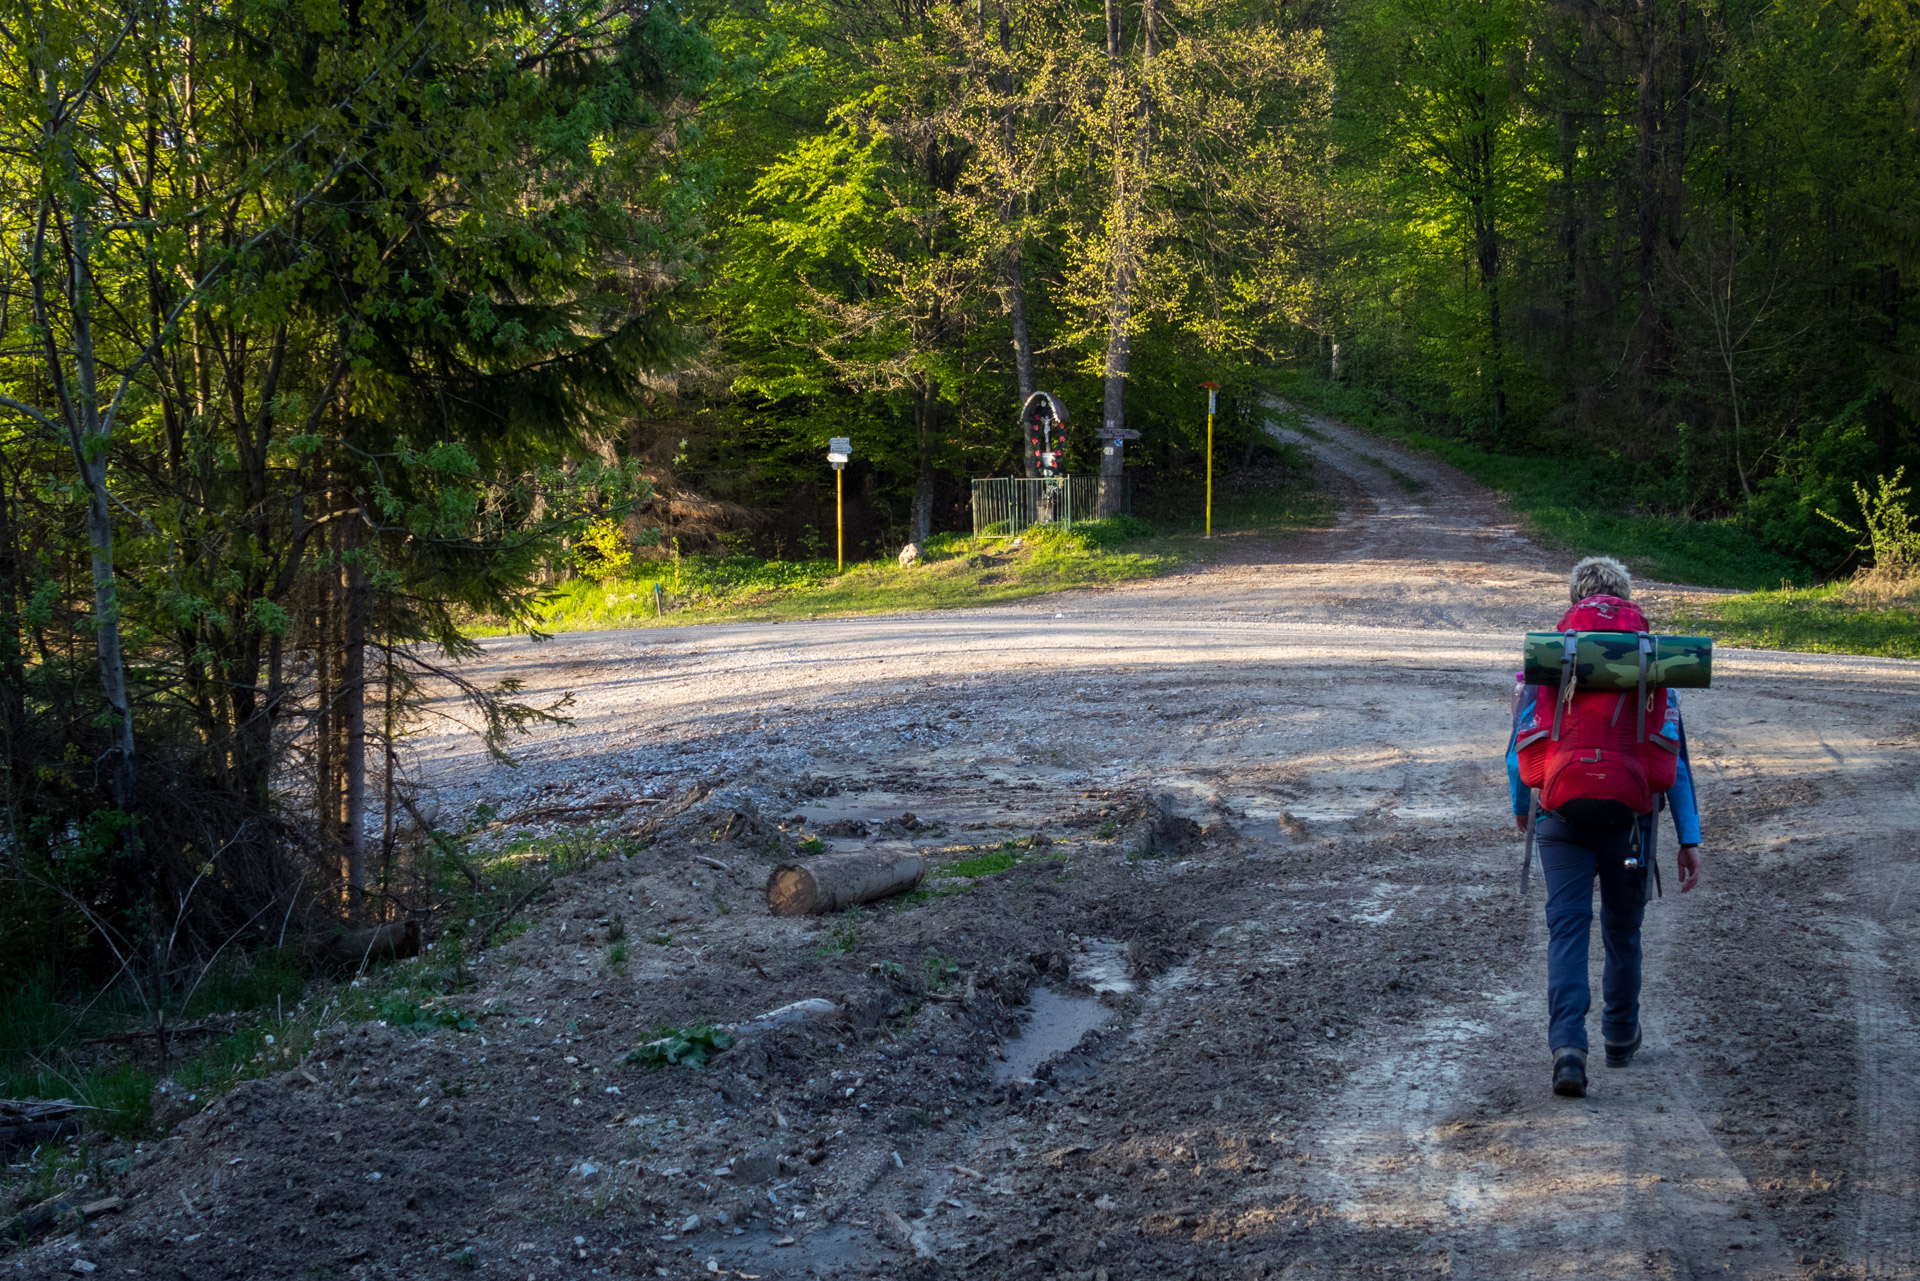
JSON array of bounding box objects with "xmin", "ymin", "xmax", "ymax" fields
[
  {"xmin": 479, "ymin": 877, "xmax": 553, "ymax": 949},
  {"xmin": 82, "ymin": 1014, "xmax": 251, "ymax": 1046},
  {"xmin": 5, "ymin": 1193, "xmax": 123, "ymax": 1238},
  {"xmin": 481, "ymin": 797, "xmax": 663, "ymax": 832},
  {"xmin": 731, "ymin": 999, "xmax": 843, "ymax": 1037},
  {"xmin": 0, "ymin": 1099, "xmax": 88, "ymax": 1153}
]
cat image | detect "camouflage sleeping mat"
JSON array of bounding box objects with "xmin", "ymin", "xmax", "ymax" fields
[{"xmin": 1521, "ymin": 631, "xmax": 1714, "ymax": 690}]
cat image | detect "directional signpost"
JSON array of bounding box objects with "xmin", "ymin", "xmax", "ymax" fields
[{"xmin": 828, "ymin": 437, "xmax": 852, "ymax": 571}]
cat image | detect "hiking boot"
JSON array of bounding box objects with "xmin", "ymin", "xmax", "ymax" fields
[
  {"xmin": 1604, "ymin": 1028, "xmax": 1643, "ymax": 1068},
  {"xmin": 1552, "ymin": 1049, "xmax": 1588, "ymax": 1098}
]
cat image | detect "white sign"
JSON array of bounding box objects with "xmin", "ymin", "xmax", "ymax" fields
[{"xmin": 827, "ymin": 436, "xmax": 852, "ymax": 465}]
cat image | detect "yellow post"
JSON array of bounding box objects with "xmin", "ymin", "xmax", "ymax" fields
[
  {"xmin": 1205, "ymin": 406, "xmax": 1214, "ymax": 538},
  {"xmin": 1203, "ymin": 382, "xmax": 1218, "ymax": 539},
  {"xmin": 828, "ymin": 437, "xmax": 852, "ymax": 570}
]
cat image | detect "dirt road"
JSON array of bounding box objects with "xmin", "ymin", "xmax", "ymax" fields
[{"xmin": 38, "ymin": 412, "xmax": 1920, "ymax": 1280}]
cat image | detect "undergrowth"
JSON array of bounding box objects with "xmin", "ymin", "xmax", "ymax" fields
[{"xmin": 0, "ymin": 821, "xmax": 633, "ymax": 1162}]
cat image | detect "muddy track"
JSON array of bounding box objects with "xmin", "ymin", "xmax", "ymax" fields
[{"xmin": 25, "ymin": 410, "xmax": 1920, "ymax": 1281}]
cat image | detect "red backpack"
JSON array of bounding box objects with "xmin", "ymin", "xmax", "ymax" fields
[{"xmin": 1515, "ymin": 595, "xmax": 1681, "ymax": 827}]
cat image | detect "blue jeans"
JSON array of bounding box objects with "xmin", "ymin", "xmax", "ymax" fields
[{"xmin": 1536, "ymin": 813, "xmax": 1650, "ymax": 1053}]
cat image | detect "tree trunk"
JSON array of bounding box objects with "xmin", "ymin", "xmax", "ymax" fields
[
  {"xmin": 766, "ymin": 847, "xmax": 926, "ymax": 916},
  {"xmin": 1097, "ymin": 435, "xmax": 1130, "ymax": 517},
  {"xmin": 911, "ymin": 385, "xmax": 936, "ymax": 544},
  {"xmin": 999, "ymin": 1, "xmax": 1036, "ymax": 473},
  {"xmin": 343, "ymin": 537, "xmax": 368, "ymax": 921},
  {"xmin": 1559, "ymin": 110, "xmax": 1579, "ymax": 367},
  {"xmin": 1100, "ymin": 0, "xmax": 1148, "ymax": 442},
  {"xmin": 54, "ymin": 166, "xmax": 151, "ymax": 960},
  {"xmin": 1632, "ymin": 0, "xmax": 1669, "ymax": 386},
  {"xmin": 1469, "ymin": 37, "xmax": 1505, "ymax": 431},
  {"xmin": 0, "ymin": 474, "xmax": 26, "ymax": 771}
]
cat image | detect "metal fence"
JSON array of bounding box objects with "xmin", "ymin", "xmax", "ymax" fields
[{"xmin": 969, "ymin": 476, "xmax": 1128, "ymax": 537}]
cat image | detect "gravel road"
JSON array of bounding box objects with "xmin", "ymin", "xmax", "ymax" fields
[
  {"xmin": 37, "ymin": 412, "xmax": 1917, "ymax": 1281},
  {"xmin": 394, "ymin": 408, "xmax": 1920, "ymax": 1280}
]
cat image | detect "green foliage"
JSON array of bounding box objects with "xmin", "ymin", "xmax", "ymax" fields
[
  {"xmin": 627, "ymin": 1025, "xmax": 735, "ymax": 1070},
  {"xmin": 575, "ymin": 519, "xmax": 638, "ymax": 582},
  {"xmin": 1312, "ymin": 0, "xmax": 1920, "ymax": 573},
  {"xmin": 1820, "ymin": 469, "xmax": 1920, "ymax": 571},
  {"xmin": 815, "ymin": 915, "xmax": 862, "ymax": 957},
  {"xmin": 1405, "ymin": 434, "xmax": 1808, "ymax": 591},
  {"xmin": 0, "ymin": 0, "xmax": 715, "ymax": 1015},
  {"xmin": 375, "ymin": 998, "xmax": 478, "ymax": 1034},
  {"xmin": 923, "ymin": 952, "xmax": 960, "ymax": 991}
]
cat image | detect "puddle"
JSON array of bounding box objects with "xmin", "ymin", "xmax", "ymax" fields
[
  {"xmin": 713, "ymin": 1220, "xmax": 867, "ymax": 1273},
  {"xmin": 994, "ymin": 986, "xmax": 1114, "ymax": 1083},
  {"xmin": 1070, "ymin": 937, "xmax": 1135, "ymax": 995}
]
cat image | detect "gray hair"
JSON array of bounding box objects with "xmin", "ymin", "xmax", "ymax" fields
[{"xmin": 1569, "ymin": 555, "xmax": 1632, "ymax": 602}]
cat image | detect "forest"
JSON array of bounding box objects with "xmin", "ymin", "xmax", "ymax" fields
[{"xmin": 1, "ymin": 0, "xmax": 1916, "ymax": 1033}]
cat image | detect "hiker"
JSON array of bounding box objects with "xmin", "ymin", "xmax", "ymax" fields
[{"xmin": 1506, "ymin": 555, "xmax": 1703, "ymax": 1098}]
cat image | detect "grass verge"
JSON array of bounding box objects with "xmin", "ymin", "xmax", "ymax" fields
[
  {"xmin": 1268, "ymin": 370, "xmax": 1808, "ymax": 591},
  {"xmin": 483, "ymin": 480, "xmax": 1329, "ymax": 635},
  {"xmin": 1664, "ymin": 580, "xmax": 1920, "ymax": 660}
]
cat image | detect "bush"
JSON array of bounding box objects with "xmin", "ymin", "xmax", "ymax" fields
[
  {"xmin": 1820, "ymin": 468, "xmax": 1919, "ymax": 573},
  {"xmin": 574, "ymin": 518, "xmax": 635, "ymax": 581}
]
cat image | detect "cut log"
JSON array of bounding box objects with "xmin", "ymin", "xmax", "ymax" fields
[
  {"xmin": 765, "ymin": 847, "xmax": 925, "ymax": 916},
  {"xmin": 307, "ymin": 918, "xmax": 421, "ymax": 969}
]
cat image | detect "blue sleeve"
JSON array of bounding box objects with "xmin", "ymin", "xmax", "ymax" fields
[
  {"xmin": 1667, "ymin": 723, "xmax": 1702, "ymax": 845},
  {"xmin": 1507, "ymin": 737, "xmax": 1528, "ymax": 817},
  {"xmin": 1507, "ymin": 680, "xmax": 1537, "ymax": 817}
]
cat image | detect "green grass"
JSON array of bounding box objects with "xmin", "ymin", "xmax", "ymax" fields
[
  {"xmin": 1665, "ymin": 582, "xmax": 1920, "ymax": 659},
  {"xmin": 1269, "ymin": 370, "xmax": 1809, "ymax": 591},
  {"xmin": 476, "ymin": 484, "xmax": 1327, "ymax": 635},
  {"xmin": 483, "ymin": 519, "xmax": 1176, "ymax": 633},
  {"xmin": 941, "ymin": 847, "xmax": 1021, "ymax": 878},
  {"xmin": 814, "ymin": 914, "xmax": 862, "ymax": 957}
]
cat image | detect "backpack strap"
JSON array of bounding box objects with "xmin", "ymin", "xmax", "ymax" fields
[
  {"xmin": 1520, "ymin": 788, "xmax": 1540, "ymax": 894},
  {"xmin": 1646, "ymin": 806, "xmax": 1662, "ymax": 900},
  {"xmin": 1550, "ymin": 631, "xmax": 1577, "ymax": 742},
  {"xmin": 1635, "ymin": 633, "xmax": 1652, "ymax": 743}
]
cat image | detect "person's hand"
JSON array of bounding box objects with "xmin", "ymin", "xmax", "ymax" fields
[
  {"xmin": 1676, "ymin": 844, "xmax": 1702, "ymax": 892},
  {"xmin": 1515, "ymin": 814, "xmax": 1530, "ymax": 836}
]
